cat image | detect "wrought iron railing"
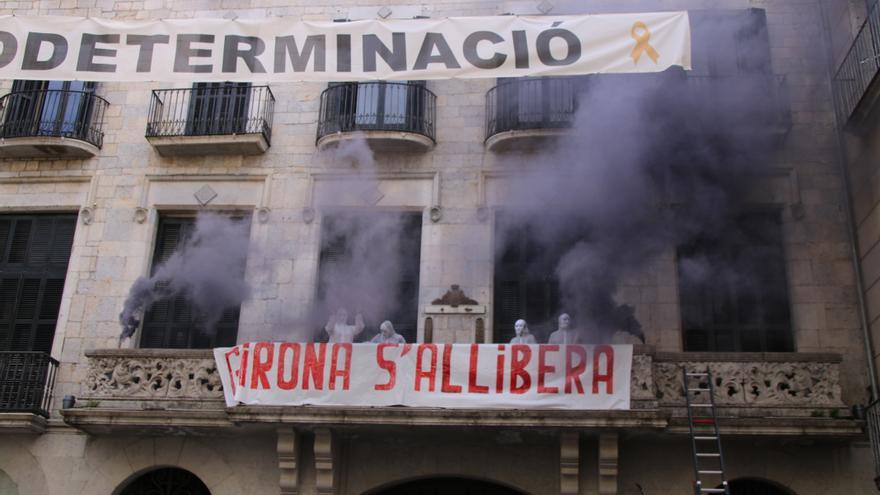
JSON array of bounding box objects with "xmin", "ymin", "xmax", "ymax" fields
[
  {"xmin": 833, "ymin": 1, "xmax": 880, "ymax": 126},
  {"xmin": 316, "ymin": 82, "xmax": 437, "ymax": 143},
  {"xmin": 0, "ymin": 352, "xmax": 58, "ymax": 417},
  {"xmin": 485, "ymin": 77, "xmax": 578, "ymax": 140},
  {"xmin": 0, "ymin": 89, "xmax": 108, "ymax": 148},
  {"xmin": 146, "ymin": 85, "xmax": 275, "ymax": 144}
]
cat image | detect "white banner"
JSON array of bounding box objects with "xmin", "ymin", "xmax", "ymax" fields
[
  {"xmin": 214, "ymin": 343, "xmax": 633, "ymax": 410},
  {"xmin": 0, "ymin": 13, "xmax": 690, "ymax": 82}
]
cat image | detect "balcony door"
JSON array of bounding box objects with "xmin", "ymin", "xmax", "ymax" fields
[
  {"xmin": 186, "ymin": 82, "xmax": 251, "ymax": 136},
  {"xmin": 5, "ymin": 80, "xmax": 96, "ymax": 139},
  {"xmin": 495, "ymin": 77, "xmax": 576, "ymax": 130},
  {"xmin": 0, "ymin": 214, "xmax": 75, "ymax": 353},
  {"xmin": 325, "ymin": 81, "xmax": 427, "ymax": 133},
  {"xmin": 139, "ymin": 216, "xmax": 244, "ymax": 349}
]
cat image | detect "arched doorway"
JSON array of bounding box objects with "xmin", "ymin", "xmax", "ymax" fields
[
  {"xmin": 117, "ymin": 467, "xmax": 211, "ymax": 495},
  {"xmin": 369, "ymin": 477, "xmax": 527, "ymax": 495},
  {"xmin": 724, "ymin": 478, "xmax": 796, "ymax": 495}
]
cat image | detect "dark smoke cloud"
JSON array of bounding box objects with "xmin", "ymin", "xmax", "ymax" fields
[{"xmin": 119, "ymin": 213, "xmax": 252, "ymax": 343}]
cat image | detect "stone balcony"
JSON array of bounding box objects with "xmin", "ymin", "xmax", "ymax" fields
[{"xmin": 61, "ymin": 347, "xmax": 861, "ymax": 437}]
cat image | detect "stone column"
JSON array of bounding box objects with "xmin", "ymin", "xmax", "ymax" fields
[
  {"xmin": 277, "ymin": 427, "xmax": 300, "ymax": 495},
  {"xmin": 598, "ymin": 432, "xmax": 619, "ymax": 495},
  {"xmin": 560, "ymin": 431, "xmax": 579, "ymax": 495},
  {"xmin": 315, "ymin": 428, "xmax": 335, "ymax": 495}
]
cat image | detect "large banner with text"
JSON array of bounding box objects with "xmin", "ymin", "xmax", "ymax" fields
[
  {"xmin": 0, "ymin": 13, "xmax": 690, "ymax": 82},
  {"xmin": 214, "ymin": 343, "xmax": 633, "ymax": 409}
]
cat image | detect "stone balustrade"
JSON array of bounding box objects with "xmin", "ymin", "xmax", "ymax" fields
[{"xmin": 82, "ymin": 347, "xmax": 844, "ymax": 412}]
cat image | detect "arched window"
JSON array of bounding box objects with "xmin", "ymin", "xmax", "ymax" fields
[
  {"xmin": 368, "ymin": 477, "xmax": 526, "ymax": 495},
  {"xmin": 725, "ymin": 478, "xmax": 796, "ymax": 495},
  {"xmin": 117, "ymin": 467, "xmax": 211, "ymax": 495}
]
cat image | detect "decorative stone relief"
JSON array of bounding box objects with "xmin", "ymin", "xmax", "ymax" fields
[
  {"xmin": 653, "ymin": 360, "xmax": 843, "ymax": 406},
  {"xmin": 257, "ymin": 207, "xmax": 270, "ymax": 224},
  {"xmin": 80, "ymin": 206, "xmax": 94, "ymax": 225},
  {"xmin": 133, "ymin": 207, "xmax": 148, "ymax": 224},
  {"xmin": 85, "ymin": 354, "xmax": 223, "ymax": 399},
  {"xmin": 302, "ymin": 207, "xmax": 316, "ymax": 224},
  {"xmin": 629, "ymin": 354, "xmax": 655, "ymax": 401}
]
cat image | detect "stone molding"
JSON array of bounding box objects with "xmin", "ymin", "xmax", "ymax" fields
[
  {"xmin": 559, "ymin": 431, "xmax": 578, "ymax": 495},
  {"xmin": 314, "ymin": 428, "xmax": 334, "ymax": 495},
  {"xmin": 278, "ymin": 428, "xmax": 300, "ymax": 495},
  {"xmin": 598, "ymin": 432, "xmax": 618, "ymax": 495}
]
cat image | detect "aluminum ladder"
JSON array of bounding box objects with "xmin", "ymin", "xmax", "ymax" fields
[{"xmin": 683, "ymin": 368, "xmax": 730, "ymax": 495}]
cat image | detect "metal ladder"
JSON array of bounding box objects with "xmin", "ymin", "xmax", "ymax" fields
[{"xmin": 683, "ymin": 368, "xmax": 730, "ymax": 495}]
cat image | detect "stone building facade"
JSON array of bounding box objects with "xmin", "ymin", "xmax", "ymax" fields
[{"xmin": 0, "ymin": 0, "xmax": 877, "ymax": 494}]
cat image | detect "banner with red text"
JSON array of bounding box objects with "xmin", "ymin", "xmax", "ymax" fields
[
  {"xmin": 214, "ymin": 343, "xmax": 632, "ymax": 409},
  {"xmin": 0, "ymin": 13, "xmax": 690, "ymax": 82}
]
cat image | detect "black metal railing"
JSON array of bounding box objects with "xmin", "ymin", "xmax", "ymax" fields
[
  {"xmin": 146, "ymin": 85, "xmax": 275, "ymax": 144},
  {"xmin": 833, "ymin": 1, "xmax": 880, "ymax": 126},
  {"xmin": 485, "ymin": 77, "xmax": 578, "ymax": 141},
  {"xmin": 0, "ymin": 89, "xmax": 108, "ymax": 148},
  {"xmin": 0, "ymin": 352, "xmax": 58, "ymax": 417},
  {"xmin": 316, "ymin": 82, "xmax": 437, "ymax": 143}
]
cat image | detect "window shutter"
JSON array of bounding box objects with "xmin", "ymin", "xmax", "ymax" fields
[{"xmin": 141, "ymin": 216, "xmax": 245, "ymax": 349}]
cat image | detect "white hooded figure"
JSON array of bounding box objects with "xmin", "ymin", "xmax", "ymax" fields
[
  {"xmin": 509, "ymin": 319, "xmax": 537, "ymax": 344},
  {"xmin": 547, "ymin": 313, "xmax": 582, "ymax": 345},
  {"xmin": 325, "ymin": 307, "xmax": 364, "ymax": 343},
  {"xmin": 370, "ymin": 320, "xmax": 406, "ymax": 344}
]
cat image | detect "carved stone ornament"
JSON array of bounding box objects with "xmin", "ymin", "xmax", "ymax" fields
[
  {"xmin": 430, "ymin": 205, "xmax": 442, "ymax": 223},
  {"xmin": 80, "ymin": 206, "xmax": 94, "ymax": 225},
  {"xmin": 133, "ymin": 207, "xmax": 148, "ymax": 224},
  {"xmin": 86, "ymin": 354, "xmax": 223, "ymax": 399},
  {"xmin": 431, "ymin": 284, "xmax": 479, "ymax": 306},
  {"xmin": 257, "ymin": 207, "xmax": 270, "ymax": 224},
  {"xmin": 629, "ymin": 354, "xmax": 655, "ymax": 402},
  {"xmin": 302, "ymin": 207, "xmax": 316, "ymax": 224},
  {"xmin": 653, "ymin": 360, "xmax": 843, "ymax": 407}
]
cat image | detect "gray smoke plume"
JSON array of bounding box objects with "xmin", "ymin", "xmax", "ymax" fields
[
  {"xmin": 310, "ymin": 135, "xmax": 418, "ymax": 342},
  {"xmin": 496, "ymin": 10, "xmax": 783, "ymax": 343},
  {"xmin": 118, "ymin": 213, "xmax": 252, "ymax": 343}
]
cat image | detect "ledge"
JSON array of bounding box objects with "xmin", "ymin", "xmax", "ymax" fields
[
  {"xmin": 0, "ymin": 412, "xmax": 48, "ymax": 434},
  {"xmin": 485, "ymin": 128, "xmax": 574, "ymax": 153},
  {"xmin": 146, "ymin": 133, "xmax": 269, "ymax": 156},
  {"xmin": 0, "ymin": 136, "xmax": 99, "ymax": 159},
  {"xmin": 316, "ymin": 130, "xmax": 434, "ymax": 152},
  {"xmin": 653, "ymin": 351, "xmax": 843, "ymax": 363}
]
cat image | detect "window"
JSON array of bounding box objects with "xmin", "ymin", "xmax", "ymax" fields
[
  {"xmin": 493, "ymin": 215, "xmax": 563, "ymax": 343},
  {"xmin": 186, "ymin": 82, "xmax": 251, "ymax": 136},
  {"xmin": 323, "ymin": 81, "xmax": 428, "ymax": 133},
  {"xmin": 2, "ymin": 80, "xmax": 97, "ymax": 140},
  {"xmin": 677, "ymin": 210, "xmax": 793, "ymax": 352},
  {"xmin": 139, "ymin": 216, "xmax": 246, "ymax": 349},
  {"xmin": 0, "ymin": 214, "xmax": 76, "ymax": 353},
  {"xmin": 317, "ymin": 211, "xmax": 422, "ymax": 343}
]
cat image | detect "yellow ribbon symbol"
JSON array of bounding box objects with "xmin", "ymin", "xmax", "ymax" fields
[{"xmin": 630, "ymin": 21, "xmax": 660, "ymax": 64}]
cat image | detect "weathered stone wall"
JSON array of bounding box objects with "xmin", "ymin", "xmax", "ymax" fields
[{"xmin": 0, "ymin": 0, "xmax": 873, "ymax": 493}]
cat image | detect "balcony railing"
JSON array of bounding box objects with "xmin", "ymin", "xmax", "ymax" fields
[
  {"xmin": 485, "ymin": 77, "xmax": 578, "ymax": 141},
  {"xmin": 0, "ymin": 352, "xmax": 58, "ymax": 417},
  {"xmin": 316, "ymin": 82, "xmax": 437, "ymax": 143},
  {"xmin": 833, "ymin": 1, "xmax": 880, "ymax": 127},
  {"xmin": 146, "ymin": 85, "xmax": 275, "ymax": 144},
  {"xmin": 0, "ymin": 89, "xmax": 108, "ymax": 148}
]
